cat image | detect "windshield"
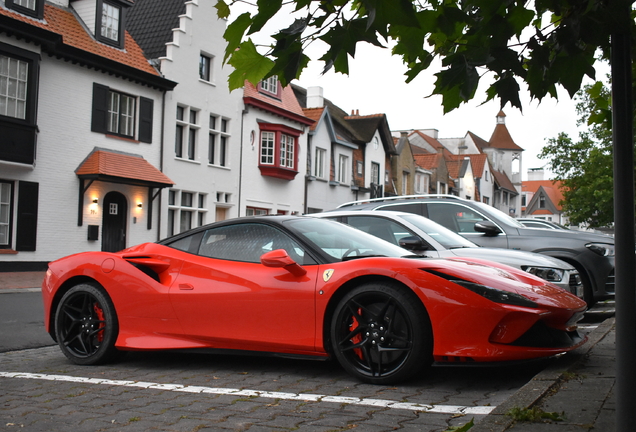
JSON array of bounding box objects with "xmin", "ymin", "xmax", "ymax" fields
[
  {"xmin": 284, "ymin": 217, "xmax": 412, "ymax": 261},
  {"xmin": 400, "ymin": 214, "xmax": 478, "ymax": 249}
]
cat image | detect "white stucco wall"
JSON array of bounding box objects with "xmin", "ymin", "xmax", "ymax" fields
[
  {"xmin": 1, "ymin": 36, "xmax": 166, "ymax": 263},
  {"xmin": 157, "ymin": 0, "xmax": 243, "ymax": 236}
]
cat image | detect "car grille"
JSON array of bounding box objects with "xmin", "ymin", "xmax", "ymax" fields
[
  {"xmin": 511, "ymin": 321, "xmax": 583, "ymax": 348},
  {"xmin": 605, "ymin": 269, "xmax": 615, "ymax": 295}
]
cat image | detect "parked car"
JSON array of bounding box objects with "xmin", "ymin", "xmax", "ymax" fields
[
  {"xmin": 516, "ymin": 218, "xmax": 569, "ymax": 230},
  {"xmin": 336, "ymin": 195, "xmax": 615, "ymax": 305},
  {"xmin": 42, "ymin": 216, "xmax": 587, "ymax": 384},
  {"xmin": 313, "ymin": 210, "xmax": 583, "ymax": 297}
]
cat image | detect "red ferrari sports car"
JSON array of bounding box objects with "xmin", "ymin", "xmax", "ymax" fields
[{"xmin": 42, "ymin": 216, "xmax": 587, "ymax": 384}]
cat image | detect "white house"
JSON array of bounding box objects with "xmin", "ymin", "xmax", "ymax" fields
[
  {"xmin": 0, "ymin": 0, "xmax": 176, "ymax": 270},
  {"xmin": 296, "ymin": 85, "xmax": 396, "ymax": 211},
  {"xmin": 239, "ymin": 78, "xmax": 313, "ymax": 216},
  {"xmin": 127, "ymin": 0, "xmax": 243, "ymax": 238}
]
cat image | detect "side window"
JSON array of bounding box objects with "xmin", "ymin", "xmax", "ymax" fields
[
  {"xmin": 199, "ymin": 223, "xmax": 311, "ymax": 264},
  {"xmin": 378, "ymin": 203, "xmax": 424, "ymax": 216},
  {"xmin": 346, "ymin": 216, "xmax": 418, "ymax": 247},
  {"xmin": 427, "ymin": 203, "xmax": 488, "ymax": 233}
]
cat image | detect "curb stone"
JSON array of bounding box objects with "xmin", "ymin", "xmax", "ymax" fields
[{"xmin": 471, "ymin": 317, "xmax": 615, "ymax": 432}]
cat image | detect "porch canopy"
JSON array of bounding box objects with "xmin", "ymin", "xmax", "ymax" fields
[{"xmin": 75, "ymin": 147, "xmax": 174, "ymax": 229}]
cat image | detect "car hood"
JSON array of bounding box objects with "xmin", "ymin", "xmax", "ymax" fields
[
  {"xmin": 440, "ymin": 247, "xmax": 575, "ymax": 270},
  {"xmin": 516, "ymin": 226, "xmax": 615, "ymax": 244}
]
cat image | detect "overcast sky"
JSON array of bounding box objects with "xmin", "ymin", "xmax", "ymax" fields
[{"xmin": 227, "ymin": 4, "xmax": 607, "ymax": 181}]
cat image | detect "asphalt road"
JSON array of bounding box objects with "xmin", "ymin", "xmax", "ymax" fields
[{"xmin": 0, "ymin": 291, "xmax": 55, "ymax": 353}]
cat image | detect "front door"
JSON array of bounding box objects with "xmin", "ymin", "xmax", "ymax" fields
[{"xmin": 102, "ymin": 191, "xmax": 127, "ymax": 252}]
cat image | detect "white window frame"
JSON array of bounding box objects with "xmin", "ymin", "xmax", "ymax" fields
[
  {"xmin": 0, "ymin": 182, "xmax": 12, "ymax": 247},
  {"xmin": 280, "ymin": 134, "xmax": 294, "ymax": 168},
  {"xmin": 107, "ymin": 90, "xmax": 135, "ymax": 137},
  {"xmin": 199, "ymin": 53, "xmax": 212, "ymax": 82},
  {"xmin": 261, "ymin": 76, "xmax": 278, "ymax": 94},
  {"xmin": 209, "ymin": 115, "xmax": 230, "ymax": 167},
  {"xmin": 0, "ymin": 55, "xmax": 28, "ymax": 120},
  {"xmin": 314, "ymin": 147, "xmax": 326, "ymax": 178},
  {"xmin": 175, "ymin": 105, "xmax": 199, "ymax": 161},
  {"xmin": 167, "ymin": 189, "xmax": 207, "ymax": 236},
  {"xmin": 338, "ymin": 154, "xmax": 349, "ymax": 184},
  {"xmin": 260, "ymin": 131, "xmax": 275, "ymax": 165},
  {"xmin": 100, "ymin": 2, "xmax": 120, "ymax": 42}
]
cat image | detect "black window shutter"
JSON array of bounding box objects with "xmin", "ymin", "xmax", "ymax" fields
[
  {"xmin": 16, "ymin": 181, "xmax": 39, "ymax": 252},
  {"xmin": 139, "ymin": 97, "xmax": 154, "ymax": 143},
  {"xmin": 91, "ymin": 83, "xmax": 109, "ymax": 133}
]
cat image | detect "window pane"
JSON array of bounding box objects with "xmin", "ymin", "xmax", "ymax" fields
[
  {"xmin": 209, "ymin": 115, "xmax": 216, "ymax": 130},
  {"xmin": 182, "ymin": 192, "xmax": 193, "ymax": 207},
  {"xmin": 101, "ymin": 3, "xmax": 120, "ymax": 41},
  {"xmin": 107, "ymin": 91, "xmax": 119, "ymax": 133},
  {"xmin": 260, "ymin": 132, "xmax": 274, "ymax": 164},
  {"xmin": 0, "ymin": 56, "xmax": 28, "ymax": 119},
  {"xmin": 175, "ymin": 125, "xmax": 183, "ymax": 157},
  {"xmin": 220, "ymin": 136, "xmax": 227, "ymax": 166},
  {"xmin": 209, "ymin": 133, "xmax": 216, "ymax": 164},
  {"xmin": 188, "ymin": 129, "xmax": 196, "ymax": 160},
  {"xmin": 199, "ymin": 54, "xmax": 211, "ymax": 81},
  {"xmin": 176, "ymin": 106, "xmax": 184, "ymax": 121},
  {"xmin": 180, "ymin": 210, "xmax": 192, "ymax": 232}
]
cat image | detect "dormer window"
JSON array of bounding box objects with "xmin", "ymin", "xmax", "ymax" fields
[
  {"xmin": 258, "ymin": 76, "xmax": 281, "ymax": 98},
  {"xmin": 5, "ymin": 0, "xmax": 44, "ymax": 19},
  {"xmin": 96, "ymin": 0, "xmax": 124, "ymax": 49}
]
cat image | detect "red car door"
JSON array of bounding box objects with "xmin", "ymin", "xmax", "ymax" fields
[{"xmin": 168, "ymin": 223, "xmax": 319, "ymax": 355}]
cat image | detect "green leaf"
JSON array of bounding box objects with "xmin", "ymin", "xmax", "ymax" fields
[
  {"xmin": 214, "ymin": 0, "xmax": 230, "ymax": 19},
  {"xmin": 223, "ymin": 13, "xmax": 253, "ymax": 63},
  {"xmin": 249, "ymin": 0, "xmax": 283, "ymax": 34},
  {"xmin": 226, "ymin": 39, "xmax": 274, "ymax": 90}
]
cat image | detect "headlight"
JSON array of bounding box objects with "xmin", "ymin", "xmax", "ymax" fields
[
  {"xmin": 452, "ymin": 280, "xmax": 538, "ymax": 308},
  {"xmin": 521, "ymin": 266, "xmax": 565, "ymax": 282},
  {"xmin": 586, "ymin": 243, "xmax": 615, "ymax": 257}
]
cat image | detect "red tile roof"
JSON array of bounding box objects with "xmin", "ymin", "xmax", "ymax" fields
[
  {"xmin": 488, "ymin": 112, "xmax": 523, "ymax": 150},
  {"xmin": 491, "ymin": 169, "xmax": 517, "ymax": 193},
  {"xmin": 76, "ymin": 149, "xmax": 174, "ymax": 187},
  {"xmin": 244, "ymin": 81, "xmax": 314, "ymax": 125},
  {"xmin": 414, "ymin": 154, "xmax": 440, "ymax": 170},
  {"xmin": 523, "ymin": 180, "xmax": 565, "ymax": 211},
  {"xmin": 0, "ymin": 3, "xmax": 160, "ymax": 76},
  {"xmin": 302, "ymin": 107, "xmax": 324, "ymax": 131},
  {"xmin": 411, "ymin": 130, "xmax": 445, "ymax": 151}
]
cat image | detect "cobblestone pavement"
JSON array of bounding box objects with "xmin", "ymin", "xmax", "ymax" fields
[{"xmin": 0, "ymin": 344, "xmax": 548, "ymax": 432}]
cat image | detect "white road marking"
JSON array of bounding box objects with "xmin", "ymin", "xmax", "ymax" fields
[{"xmin": 0, "ymin": 371, "xmax": 494, "ymax": 415}]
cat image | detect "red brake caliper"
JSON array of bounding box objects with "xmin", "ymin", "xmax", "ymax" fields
[
  {"xmin": 351, "ymin": 308, "xmax": 364, "ymax": 360},
  {"xmin": 93, "ymin": 303, "xmax": 105, "ymax": 342}
]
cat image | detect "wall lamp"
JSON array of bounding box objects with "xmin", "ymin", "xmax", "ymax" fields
[
  {"xmin": 137, "ymin": 202, "xmax": 143, "ymax": 208},
  {"xmin": 92, "ymin": 198, "xmax": 98, "ymax": 204}
]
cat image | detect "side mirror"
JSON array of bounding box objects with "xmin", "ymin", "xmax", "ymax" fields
[
  {"xmin": 399, "ymin": 236, "xmax": 428, "ymax": 251},
  {"xmin": 474, "ymin": 221, "xmax": 502, "ymax": 236},
  {"xmin": 261, "ymin": 249, "xmax": 307, "ymax": 277}
]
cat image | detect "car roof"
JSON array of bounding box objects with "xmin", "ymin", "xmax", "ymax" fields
[{"xmin": 336, "ymin": 194, "xmax": 466, "ymax": 210}]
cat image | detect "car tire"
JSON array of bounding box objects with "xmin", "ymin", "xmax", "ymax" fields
[
  {"xmin": 54, "ymin": 283, "xmax": 120, "ymax": 365},
  {"xmin": 330, "ymin": 282, "xmax": 432, "ymax": 384}
]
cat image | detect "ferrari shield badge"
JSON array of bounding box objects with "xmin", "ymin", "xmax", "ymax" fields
[{"xmin": 323, "ymin": 269, "xmax": 334, "ymax": 282}]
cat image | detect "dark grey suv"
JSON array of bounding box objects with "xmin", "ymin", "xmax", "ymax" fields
[{"xmin": 336, "ymin": 195, "xmax": 615, "ymax": 306}]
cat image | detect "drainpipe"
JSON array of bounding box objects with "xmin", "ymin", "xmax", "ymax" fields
[
  {"xmin": 157, "ymin": 89, "xmax": 166, "ymax": 241},
  {"xmin": 238, "ymin": 106, "xmax": 248, "ymax": 217}
]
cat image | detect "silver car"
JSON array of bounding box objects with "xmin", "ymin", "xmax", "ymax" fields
[{"xmin": 314, "ymin": 210, "xmax": 583, "ymax": 298}]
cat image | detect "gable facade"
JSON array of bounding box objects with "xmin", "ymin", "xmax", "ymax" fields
[{"xmin": 0, "ymin": 0, "xmax": 175, "ymax": 270}]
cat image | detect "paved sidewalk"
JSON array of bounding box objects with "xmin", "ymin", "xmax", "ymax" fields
[
  {"xmin": 0, "ymin": 271, "xmax": 45, "ymax": 292},
  {"xmin": 473, "ymin": 317, "xmax": 615, "ymax": 432}
]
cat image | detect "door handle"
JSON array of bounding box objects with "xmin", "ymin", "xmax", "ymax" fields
[{"xmin": 178, "ymin": 283, "xmax": 194, "ymax": 290}]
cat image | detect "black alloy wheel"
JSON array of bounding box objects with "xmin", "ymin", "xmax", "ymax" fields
[
  {"xmin": 330, "ymin": 282, "xmax": 432, "ymax": 384},
  {"xmin": 55, "ymin": 283, "xmax": 119, "ymax": 365}
]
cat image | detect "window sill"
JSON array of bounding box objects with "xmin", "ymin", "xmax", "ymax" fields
[
  {"xmin": 259, "ymin": 165, "xmax": 298, "ymax": 180},
  {"xmin": 106, "ymin": 133, "xmax": 139, "ymax": 143},
  {"xmin": 0, "ymin": 249, "xmax": 18, "ymax": 254},
  {"xmin": 207, "ymin": 163, "xmax": 230, "ymax": 170},
  {"xmin": 175, "ymin": 157, "xmax": 201, "ymax": 165}
]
